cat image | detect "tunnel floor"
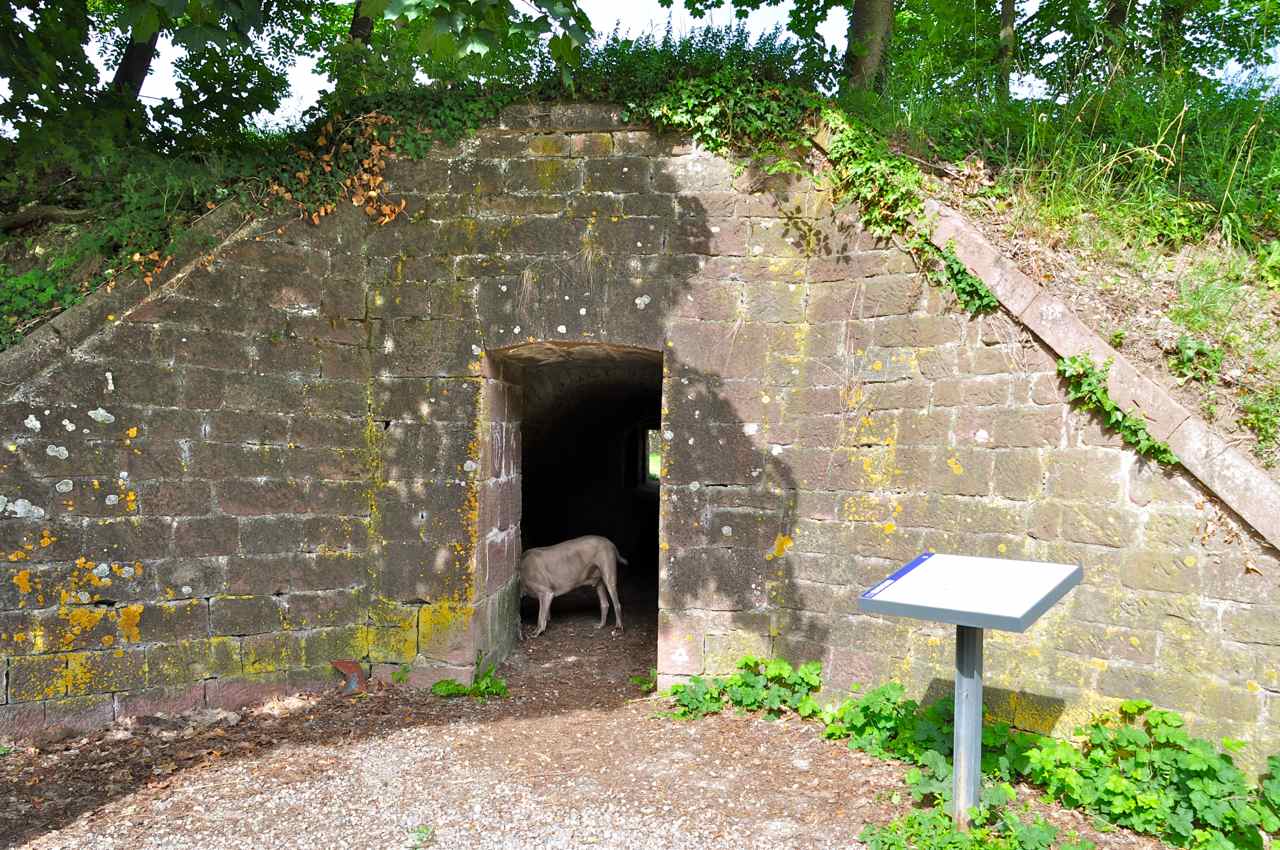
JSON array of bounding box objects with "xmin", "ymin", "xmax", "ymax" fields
[
  {"xmin": 0, "ymin": 616, "xmax": 1150, "ymax": 850},
  {"xmin": 518, "ymin": 562, "xmax": 658, "ymax": 639}
]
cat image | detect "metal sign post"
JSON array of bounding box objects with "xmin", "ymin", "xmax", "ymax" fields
[{"xmin": 858, "ymin": 552, "xmax": 1082, "ymax": 828}]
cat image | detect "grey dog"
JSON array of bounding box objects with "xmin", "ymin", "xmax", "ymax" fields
[{"xmin": 519, "ymin": 535, "xmax": 627, "ymax": 638}]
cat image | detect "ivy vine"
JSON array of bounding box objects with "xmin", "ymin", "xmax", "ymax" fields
[{"xmin": 1057, "ymin": 353, "xmax": 1179, "ymax": 466}]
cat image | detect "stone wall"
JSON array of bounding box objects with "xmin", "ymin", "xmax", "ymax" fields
[{"xmin": 0, "ymin": 103, "xmax": 1275, "ymax": 765}]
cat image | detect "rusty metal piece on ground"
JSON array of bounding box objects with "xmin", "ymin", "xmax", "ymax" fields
[{"xmin": 330, "ymin": 660, "xmax": 367, "ymax": 695}]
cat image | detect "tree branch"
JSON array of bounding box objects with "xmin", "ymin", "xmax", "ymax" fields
[{"xmin": 0, "ymin": 205, "xmax": 96, "ymax": 233}]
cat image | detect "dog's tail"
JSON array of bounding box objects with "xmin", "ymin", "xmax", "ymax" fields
[{"xmin": 617, "ymin": 553, "xmax": 629, "ymax": 566}]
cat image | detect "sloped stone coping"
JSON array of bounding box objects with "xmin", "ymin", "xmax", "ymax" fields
[
  {"xmin": 0, "ymin": 201, "xmax": 253, "ymax": 398},
  {"xmin": 924, "ymin": 199, "xmax": 1280, "ymax": 551}
]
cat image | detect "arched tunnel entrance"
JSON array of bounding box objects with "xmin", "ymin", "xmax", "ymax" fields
[{"xmin": 489, "ymin": 342, "xmax": 662, "ymax": 650}]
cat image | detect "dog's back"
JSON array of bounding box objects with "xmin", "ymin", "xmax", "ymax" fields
[{"xmin": 520, "ymin": 534, "xmax": 623, "ymax": 595}]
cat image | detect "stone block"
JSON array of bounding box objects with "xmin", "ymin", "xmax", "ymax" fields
[
  {"xmin": 136, "ymin": 480, "xmax": 213, "ymax": 517},
  {"xmin": 703, "ymin": 629, "xmax": 771, "ymax": 675},
  {"xmin": 128, "ymin": 599, "xmax": 209, "ymax": 644},
  {"xmin": 932, "ymin": 377, "xmax": 1011, "ymax": 408},
  {"xmin": 956, "ymin": 407, "xmax": 1065, "ymax": 449},
  {"xmin": 1058, "ymin": 504, "xmax": 1139, "ymax": 548},
  {"xmin": 205, "ymin": 673, "xmax": 292, "ymax": 712},
  {"xmin": 872, "ymin": 315, "xmax": 964, "ymax": 348},
  {"xmin": 43, "ymin": 693, "xmax": 115, "ymax": 736},
  {"xmin": 173, "ymin": 516, "xmax": 239, "ymax": 557},
  {"xmin": 115, "ymin": 683, "xmax": 206, "ymax": 719},
  {"xmin": 504, "ymin": 158, "xmax": 582, "ymax": 194},
  {"xmin": 241, "ymin": 631, "xmax": 305, "ymax": 674},
  {"xmin": 929, "ymin": 448, "xmax": 993, "ymax": 497},
  {"xmin": 9, "ymin": 653, "xmax": 66, "ymax": 701},
  {"xmin": 1167, "ymin": 416, "xmax": 1280, "ymax": 550},
  {"xmin": 238, "ymin": 517, "xmax": 305, "ymax": 555},
  {"xmin": 659, "ymin": 547, "xmax": 769, "ymax": 612},
  {"xmin": 215, "ymin": 480, "xmax": 309, "ymax": 517},
  {"xmin": 1128, "ymin": 462, "xmax": 1201, "ymax": 507},
  {"xmin": 418, "ymin": 600, "xmax": 476, "ymax": 666},
  {"xmin": 583, "ymin": 157, "xmax": 650, "ymax": 193},
  {"xmin": 1223, "ymin": 605, "xmax": 1280, "ymax": 646},
  {"xmin": 1141, "ymin": 510, "xmax": 1201, "ymax": 550},
  {"xmin": 1119, "ymin": 551, "xmax": 1201, "ymax": 594},
  {"xmin": 302, "ymin": 625, "xmax": 369, "ymax": 668},
  {"xmin": 283, "ymin": 588, "xmax": 365, "ymax": 630},
  {"xmin": 1044, "ymin": 449, "xmax": 1124, "ymax": 502},
  {"xmin": 448, "ymin": 159, "xmax": 504, "ymax": 195},
  {"xmin": 0, "ymin": 700, "xmax": 46, "ymax": 739},
  {"xmin": 211, "ymin": 595, "xmax": 284, "ymax": 636},
  {"xmin": 1056, "ymin": 622, "xmax": 1156, "ymax": 665},
  {"xmin": 991, "ymin": 450, "xmax": 1044, "ymax": 501},
  {"xmin": 370, "ymin": 660, "xmax": 473, "ymax": 689},
  {"xmin": 81, "ymin": 517, "xmax": 173, "ymax": 563},
  {"xmin": 146, "ymin": 637, "xmax": 242, "ymax": 685},
  {"xmin": 64, "ymin": 647, "xmax": 147, "ymax": 696},
  {"xmin": 652, "ymin": 155, "xmax": 735, "ymax": 193}
]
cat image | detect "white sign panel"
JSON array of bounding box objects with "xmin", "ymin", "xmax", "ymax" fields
[{"xmin": 859, "ymin": 552, "xmax": 1082, "ymax": 632}]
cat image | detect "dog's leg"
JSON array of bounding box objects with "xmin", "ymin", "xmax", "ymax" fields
[
  {"xmin": 533, "ymin": 591, "xmax": 553, "ymax": 637},
  {"xmin": 594, "ymin": 581, "xmax": 610, "ymax": 629},
  {"xmin": 603, "ymin": 563, "xmax": 623, "ymax": 632}
]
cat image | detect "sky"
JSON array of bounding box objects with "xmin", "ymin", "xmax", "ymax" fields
[{"xmin": 113, "ymin": 1, "xmax": 852, "ymax": 129}]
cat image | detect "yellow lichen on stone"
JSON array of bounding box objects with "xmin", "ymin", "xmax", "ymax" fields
[
  {"xmin": 12, "ymin": 569, "xmax": 31, "ymax": 594},
  {"xmin": 947, "ymin": 456, "xmax": 964, "ymax": 475},
  {"xmin": 61, "ymin": 606, "xmax": 107, "ymax": 649},
  {"xmin": 764, "ymin": 533, "xmax": 794, "ymax": 561},
  {"xmin": 117, "ymin": 604, "xmax": 143, "ymax": 643},
  {"xmin": 418, "ymin": 596, "xmax": 473, "ymax": 655}
]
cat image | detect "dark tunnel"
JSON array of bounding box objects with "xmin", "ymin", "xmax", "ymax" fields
[{"xmin": 515, "ymin": 346, "xmax": 663, "ymax": 631}]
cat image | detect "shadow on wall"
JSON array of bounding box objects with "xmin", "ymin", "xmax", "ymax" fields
[
  {"xmin": 0, "ymin": 113, "xmax": 875, "ymax": 843},
  {"xmin": 922, "ymin": 677, "xmax": 1066, "ymax": 736},
  {"xmin": 467, "ymin": 167, "xmax": 839, "ymax": 678}
]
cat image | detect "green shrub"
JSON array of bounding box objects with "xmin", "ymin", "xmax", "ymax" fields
[
  {"xmin": 860, "ymin": 803, "xmax": 1095, "ymax": 850},
  {"xmin": 665, "ymin": 656, "xmax": 823, "ymax": 720},
  {"xmin": 663, "ymin": 656, "xmax": 1280, "ymax": 850},
  {"xmin": 429, "ymin": 664, "xmax": 508, "ymax": 702}
]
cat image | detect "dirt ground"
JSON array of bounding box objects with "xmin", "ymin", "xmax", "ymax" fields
[{"xmin": 1, "ymin": 590, "xmax": 1162, "ymax": 850}]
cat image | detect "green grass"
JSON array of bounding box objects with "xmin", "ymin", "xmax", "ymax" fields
[
  {"xmin": 407, "ymin": 824, "xmax": 435, "ymax": 848},
  {"xmin": 1241, "ymin": 388, "xmax": 1280, "ymax": 467}
]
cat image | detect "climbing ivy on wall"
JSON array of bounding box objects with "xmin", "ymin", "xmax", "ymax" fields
[
  {"xmin": 635, "ymin": 69, "xmax": 995, "ymax": 313},
  {"xmin": 1056, "ymin": 354, "xmax": 1179, "ymax": 466}
]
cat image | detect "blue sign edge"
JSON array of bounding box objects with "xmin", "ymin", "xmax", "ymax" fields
[{"xmin": 861, "ymin": 551, "xmax": 934, "ymax": 599}]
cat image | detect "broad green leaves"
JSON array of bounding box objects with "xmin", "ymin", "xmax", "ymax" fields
[
  {"xmin": 667, "ymin": 655, "xmax": 1280, "ymax": 850},
  {"xmin": 664, "ymin": 656, "xmax": 825, "ymax": 720}
]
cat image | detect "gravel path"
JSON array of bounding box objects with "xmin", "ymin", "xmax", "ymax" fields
[{"xmin": 2, "ymin": 596, "xmax": 1162, "ymax": 850}]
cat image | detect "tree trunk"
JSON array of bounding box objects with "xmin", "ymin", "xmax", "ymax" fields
[
  {"xmin": 349, "ymin": 0, "xmax": 374, "ymax": 45},
  {"xmin": 1102, "ymin": 0, "xmax": 1130, "ymax": 77},
  {"xmin": 110, "ymin": 28, "xmax": 160, "ymax": 99},
  {"xmin": 1104, "ymin": 0, "xmax": 1128, "ymax": 30},
  {"xmin": 844, "ymin": 0, "xmax": 894, "ymax": 92},
  {"xmin": 998, "ymin": 0, "xmax": 1015, "ymax": 100},
  {"xmin": 1156, "ymin": 0, "xmax": 1195, "ymax": 68}
]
